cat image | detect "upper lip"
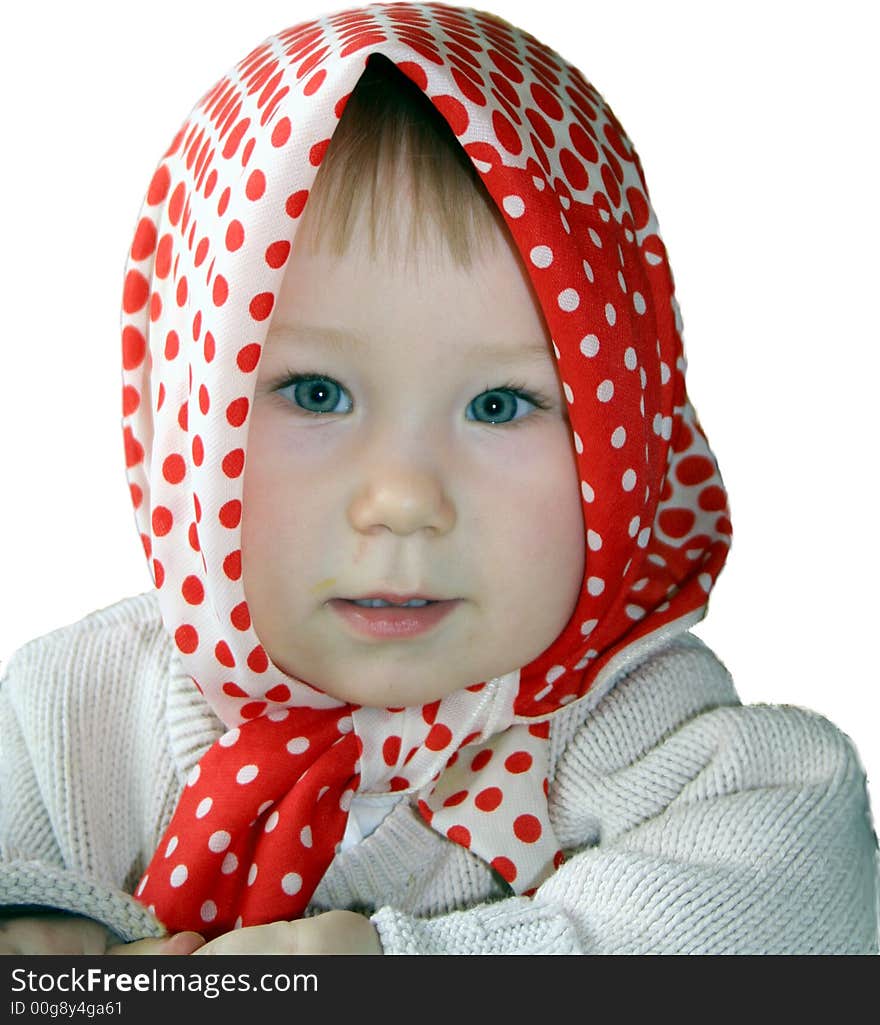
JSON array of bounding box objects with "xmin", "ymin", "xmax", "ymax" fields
[{"xmin": 340, "ymin": 593, "xmax": 446, "ymax": 603}]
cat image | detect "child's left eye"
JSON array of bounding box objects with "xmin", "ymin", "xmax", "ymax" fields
[
  {"xmin": 466, "ymin": 388, "xmax": 542, "ymax": 424},
  {"xmin": 277, "ymin": 374, "xmax": 353, "ymax": 415}
]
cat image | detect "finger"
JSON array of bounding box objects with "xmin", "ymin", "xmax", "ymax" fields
[{"xmin": 107, "ymin": 931, "xmax": 205, "ymax": 956}]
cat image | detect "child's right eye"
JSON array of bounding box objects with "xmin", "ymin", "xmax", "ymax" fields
[{"xmin": 276, "ymin": 374, "xmax": 354, "ymax": 415}]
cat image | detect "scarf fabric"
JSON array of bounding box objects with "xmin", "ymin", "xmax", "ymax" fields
[{"xmin": 121, "ymin": 1, "xmax": 732, "ymax": 938}]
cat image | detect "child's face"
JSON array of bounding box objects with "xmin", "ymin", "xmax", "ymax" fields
[{"xmin": 242, "ymin": 199, "xmax": 585, "ymax": 708}]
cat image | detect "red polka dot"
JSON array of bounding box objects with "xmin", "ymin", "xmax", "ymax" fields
[
  {"xmin": 471, "ymin": 749, "xmax": 492, "ymax": 771},
  {"xmin": 309, "ymin": 139, "xmax": 330, "ymax": 166},
  {"xmin": 226, "ymin": 397, "xmax": 249, "ymax": 426},
  {"xmin": 230, "ymin": 602, "xmax": 251, "ymax": 630},
  {"xmin": 446, "ymin": 825, "xmax": 471, "ymax": 847},
  {"xmin": 271, "ymin": 117, "xmax": 291, "ymax": 147},
  {"xmin": 382, "ymin": 735, "xmax": 401, "ymax": 766},
  {"xmin": 213, "ymin": 275, "xmax": 229, "ymax": 306},
  {"xmin": 123, "ymin": 426, "xmax": 144, "ymax": 468},
  {"xmin": 176, "ymin": 276, "xmax": 188, "ymax": 307},
  {"xmin": 474, "ymin": 787, "xmax": 502, "ymax": 812},
  {"xmin": 155, "ymin": 234, "xmax": 173, "ymax": 279},
  {"xmin": 492, "ymin": 109, "xmax": 522, "ymax": 154},
  {"xmin": 265, "ymin": 684, "xmax": 291, "ymax": 703},
  {"xmin": 219, "ymin": 500, "xmax": 242, "ymax": 528},
  {"xmin": 162, "ymin": 454, "xmax": 186, "ymax": 484},
  {"xmin": 389, "ymin": 776, "xmax": 410, "ymax": 791},
  {"xmin": 131, "ymin": 217, "xmax": 157, "ymax": 260},
  {"xmin": 676, "ymin": 455, "xmax": 715, "ymax": 486},
  {"xmin": 222, "ymin": 449, "xmax": 245, "ymax": 478},
  {"xmin": 194, "ymin": 237, "xmax": 209, "ymax": 267},
  {"xmin": 198, "ymin": 385, "xmax": 210, "ymax": 415},
  {"xmin": 249, "ymin": 293, "xmax": 274, "ymax": 322},
  {"xmin": 175, "ymin": 625, "xmax": 199, "ymax": 654},
  {"xmin": 222, "ymin": 682, "xmax": 248, "ymax": 698},
  {"xmin": 188, "ymin": 523, "xmax": 200, "ymax": 552},
  {"xmin": 247, "ymin": 646, "xmax": 269, "ymax": 673},
  {"xmin": 433, "ymin": 94, "xmax": 469, "ymax": 136},
  {"xmin": 204, "ymin": 332, "xmax": 216, "ymax": 363},
  {"xmin": 245, "ymin": 169, "xmax": 265, "ymax": 200},
  {"xmin": 147, "ymin": 164, "xmax": 171, "ymax": 205},
  {"xmin": 237, "ymin": 343, "xmax": 261, "ymax": 372},
  {"xmin": 422, "ymin": 700, "xmax": 440, "ymax": 725},
  {"xmin": 659, "ymin": 507, "xmax": 696, "ymax": 539},
  {"xmin": 241, "ymin": 701, "xmax": 267, "ymax": 719},
  {"xmin": 304, "ymin": 69, "xmax": 326, "ymax": 96},
  {"xmin": 151, "ymin": 506, "xmax": 173, "ymax": 536},
  {"xmin": 181, "ymin": 575, "xmax": 204, "ymax": 605},
  {"xmin": 513, "ymin": 814, "xmax": 542, "ymax": 843},
  {"xmin": 417, "ymin": 800, "xmax": 434, "ymax": 824},
  {"xmin": 164, "ymin": 330, "xmax": 179, "ymax": 359},
  {"xmin": 491, "ymin": 856, "xmax": 517, "ymax": 882},
  {"xmin": 214, "ymin": 640, "xmax": 235, "ymax": 667},
  {"xmin": 122, "ymin": 385, "xmax": 140, "ymax": 416},
  {"xmin": 223, "ymin": 550, "xmax": 242, "ymax": 580},
  {"xmin": 122, "ymin": 270, "xmax": 149, "ymax": 314},
  {"xmin": 442, "ymin": 790, "xmax": 468, "ymax": 808},
  {"xmin": 122, "ymin": 326, "xmax": 146, "ymax": 370},
  {"xmin": 530, "ymin": 81, "xmax": 563, "ymax": 120},
  {"xmin": 528, "ymin": 721, "xmax": 550, "ymax": 739},
  {"xmin": 265, "ymin": 240, "xmax": 291, "ymax": 268},
  {"xmin": 192, "ymin": 435, "xmax": 204, "ymax": 466},
  {"xmin": 396, "ymin": 60, "xmax": 427, "ymax": 90},
  {"xmin": 426, "ymin": 723, "xmax": 453, "ymax": 751},
  {"xmin": 168, "ymin": 182, "xmax": 185, "ymax": 225},
  {"xmin": 504, "ymin": 751, "xmax": 533, "ymax": 774},
  {"xmin": 226, "ymin": 220, "xmax": 245, "ymax": 251},
  {"xmin": 286, "ymin": 190, "xmax": 309, "ymax": 218},
  {"xmin": 152, "ymin": 558, "xmax": 164, "ymax": 588}
]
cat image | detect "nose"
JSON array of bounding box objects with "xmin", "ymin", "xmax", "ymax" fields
[{"xmin": 347, "ymin": 463, "xmax": 456, "ymax": 537}]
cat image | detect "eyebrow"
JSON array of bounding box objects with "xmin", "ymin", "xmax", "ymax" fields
[{"xmin": 269, "ymin": 323, "xmax": 553, "ymax": 363}]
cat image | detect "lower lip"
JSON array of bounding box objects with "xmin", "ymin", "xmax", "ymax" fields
[{"xmin": 328, "ymin": 599, "xmax": 460, "ymax": 639}]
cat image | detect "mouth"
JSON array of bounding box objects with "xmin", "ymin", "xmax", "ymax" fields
[{"xmin": 328, "ymin": 594, "xmax": 460, "ymax": 640}]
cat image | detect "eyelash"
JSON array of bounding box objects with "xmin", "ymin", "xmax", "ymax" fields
[{"xmin": 269, "ymin": 371, "xmax": 553, "ymax": 424}]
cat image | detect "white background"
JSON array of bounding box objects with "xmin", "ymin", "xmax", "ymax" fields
[{"xmin": 1, "ymin": 1, "xmax": 877, "ymax": 812}]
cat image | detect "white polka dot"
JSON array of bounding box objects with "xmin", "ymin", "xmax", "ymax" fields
[
  {"xmin": 218, "ymin": 728, "xmax": 240, "ymax": 748},
  {"xmin": 582, "ymin": 259, "xmax": 594, "ymax": 283},
  {"xmin": 587, "ymin": 529, "xmax": 603, "ymax": 551},
  {"xmin": 661, "ymin": 416, "xmax": 673, "ymax": 440},
  {"xmin": 221, "ymin": 853, "xmax": 238, "ymax": 875},
  {"xmin": 638, "ymin": 527, "xmax": 652, "ymax": 548},
  {"xmin": 267, "ymin": 709, "xmax": 289, "ymax": 721},
  {"xmin": 617, "ymin": 270, "xmax": 628, "ymax": 293},
  {"xmin": 264, "ymin": 810, "xmax": 280, "ymax": 833},
  {"xmin": 234, "ymin": 916, "xmax": 243, "ymax": 930},
  {"xmin": 532, "ymin": 175, "xmax": 545, "ymax": 191},
  {"xmin": 200, "ymin": 900, "xmax": 217, "ymax": 923},
  {"xmin": 502, "ymin": 195, "xmax": 525, "ymax": 218},
  {"xmin": 580, "ymin": 619, "xmax": 598, "ymax": 636},
  {"xmin": 208, "ymin": 830, "xmax": 231, "ymax": 853},
  {"xmin": 633, "ymin": 291, "xmax": 646, "ymax": 315},
  {"xmin": 530, "ymin": 245, "xmax": 553, "ymax": 268},
  {"xmin": 317, "ymin": 786, "xmax": 330, "ymax": 801},
  {"xmin": 626, "ymin": 604, "xmax": 646, "ymax": 620},
  {"xmin": 622, "ymin": 469, "xmax": 637, "ymax": 491},
  {"xmin": 165, "ymin": 836, "xmax": 178, "ymax": 858},
  {"xmin": 661, "ymin": 361, "xmax": 671, "ymax": 385},
  {"xmin": 588, "ymin": 227, "xmax": 602, "ymax": 248},
  {"xmin": 281, "ymin": 872, "xmax": 303, "ymax": 896},
  {"xmin": 559, "ymin": 694, "xmax": 577, "ymax": 705},
  {"xmin": 300, "ymin": 825, "xmax": 313, "ymax": 848},
  {"xmin": 247, "ymin": 863, "xmax": 258, "ymax": 886},
  {"xmin": 640, "ymin": 367, "xmax": 647, "ymax": 389},
  {"xmin": 473, "ymin": 157, "xmax": 493, "ymax": 174},
  {"xmin": 186, "ymin": 764, "xmax": 200, "ymax": 787},
  {"xmin": 574, "ymin": 654, "xmax": 593, "ymax": 670},
  {"xmin": 624, "ymin": 347, "xmax": 638, "ymax": 371},
  {"xmin": 560, "ymin": 211, "xmax": 571, "ymax": 234},
  {"xmin": 558, "ymin": 288, "xmax": 580, "ymax": 312},
  {"xmin": 552, "ymin": 340, "xmax": 560, "ymax": 358},
  {"xmin": 699, "ymin": 573, "xmax": 714, "ymax": 593},
  {"xmin": 236, "ymin": 764, "xmax": 259, "ymax": 784},
  {"xmin": 605, "ymin": 302, "xmax": 616, "ymax": 326},
  {"xmin": 195, "ymin": 797, "xmax": 213, "ymax": 819},
  {"xmin": 545, "ymin": 665, "xmax": 565, "ymax": 684},
  {"xmin": 632, "ymin": 577, "xmax": 649, "ymax": 592},
  {"xmin": 136, "ymin": 874, "xmax": 148, "ymax": 896},
  {"xmin": 580, "ymin": 334, "xmax": 600, "ymax": 358},
  {"xmin": 587, "ymin": 577, "xmax": 605, "ymax": 596},
  {"xmin": 256, "ymin": 800, "xmax": 273, "ymax": 817},
  {"xmin": 340, "ymin": 789, "xmax": 354, "ymax": 813},
  {"xmin": 580, "ymin": 480, "xmax": 595, "ymax": 503},
  {"xmin": 628, "ymin": 516, "xmax": 641, "ymax": 537},
  {"xmin": 533, "ymin": 684, "xmax": 553, "ymax": 702},
  {"xmin": 337, "ymin": 717, "xmax": 353, "ymax": 734},
  {"xmin": 559, "ymin": 194, "xmax": 571, "ymax": 210},
  {"xmin": 597, "ymin": 380, "xmax": 614, "ymax": 402},
  {"xmin": 563, "ymin": 382, "xmax": 574, "ymax": 403},
  {"xmin": 170, "ymin": 864, "xmax": 188, "ymax": 888},
  {"xmin": 573, "ymin": 431, "xmax": 583, "ymax": 454},
  {"xmin": 652, "ymin": 413, "xmax": 664, "ymax": 436},
  {"xmin": 611, "ymin": 426, "xmax": 626, "ymax": 448},
  {"xmin": 287, "ymin": 736, "xmax": 310, "ymax": 755}
]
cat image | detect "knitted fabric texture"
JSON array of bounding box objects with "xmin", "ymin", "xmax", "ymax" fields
[{"xmin": 120, "ymin": 3, "xmax": 731, "ymax": 936}]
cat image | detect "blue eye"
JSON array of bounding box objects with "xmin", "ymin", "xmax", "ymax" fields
[
  {"xmin": 467, "ymin": 388, "xmax": 536, "ymax": 424},
  {"xmin": 280, "ymin": 375, "xmax": 352, "ymax": 415}
]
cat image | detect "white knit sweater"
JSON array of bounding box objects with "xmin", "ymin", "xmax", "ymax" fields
[{"xmin": 0, "ymin": 592, "xmax": 876, "ymax": 954}]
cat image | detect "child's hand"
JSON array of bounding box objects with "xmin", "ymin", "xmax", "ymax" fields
[
  {"xmin": 192, "ymin": 910, "xmax": 382, "ymax": 955},
  {"xmin": 0, "ymin": 914, "xmax": 204, "ymax": 955}
]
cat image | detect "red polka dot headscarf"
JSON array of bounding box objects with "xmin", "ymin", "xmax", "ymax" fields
[{"xmin": 121, "ymin": 2, "xmax": 732, "ymax": 937}]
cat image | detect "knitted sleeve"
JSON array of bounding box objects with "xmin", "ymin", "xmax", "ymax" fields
[
  {"xmin": 0, "ymin": 595, "xmax": 172, "ymax": 943},
  {"xmin": 372, "ymin": 654, "xmax": 880, "ymax": 954}
]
